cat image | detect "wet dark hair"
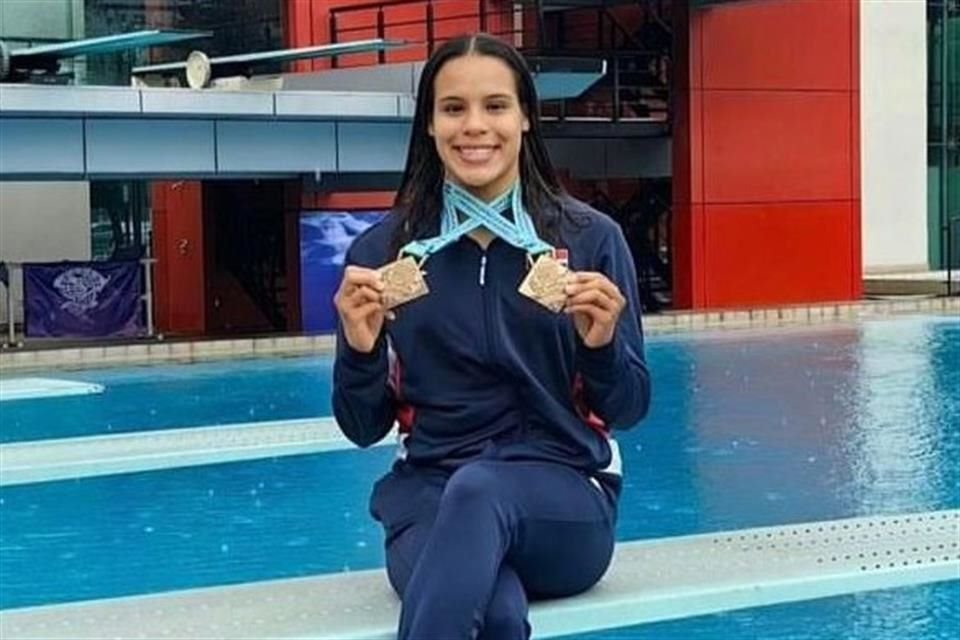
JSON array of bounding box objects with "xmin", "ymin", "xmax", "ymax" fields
[{"xmin": 390, "ymin": 33, "xmax": 573, "ymax": 255}]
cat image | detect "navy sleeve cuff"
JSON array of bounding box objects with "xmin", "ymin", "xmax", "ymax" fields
[
  {"xmin": 337, "ymin": 331, "xmax": 387, "ymax": 371},
  {"xmin": 576, "ymin": 334, "xmax": 624, "ymax": 383}
]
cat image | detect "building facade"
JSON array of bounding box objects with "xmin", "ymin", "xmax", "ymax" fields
[{"xmin": 0, "ymin": 0, "xmax": 955, "ymax": 338}]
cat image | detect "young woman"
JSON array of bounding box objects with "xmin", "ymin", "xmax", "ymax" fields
[{"xmin": 332, "ymin": 33, "xmax": 651, "ymax": 640}]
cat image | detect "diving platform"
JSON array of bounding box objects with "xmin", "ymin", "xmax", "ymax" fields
[
  {"xmin": 0, "ymin": 45, "xmax": 664, "ymax": 182},
  {"xmin": 1, "ymin": 510, "xmax": 956, "ymax": 639},
  {"xmin": 0, "ymin": 377, "xmax": 104, "ymax": 402},
  {"xmin": 0, "ymin": 417, "xmax": 386, "ymax": 487},
  {"xmin": 0, "ymin": 83, "xmax": 415, "ymax": 180}
]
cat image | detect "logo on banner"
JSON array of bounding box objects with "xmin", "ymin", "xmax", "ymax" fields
[{"xmin": 53, "ymin": 267, "xmax": 111, "ymax": 316}]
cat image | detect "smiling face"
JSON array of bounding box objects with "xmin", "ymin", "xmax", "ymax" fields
[{"xmin": 428, "ymin": 54, "xmax": 531, "ymax": 202}]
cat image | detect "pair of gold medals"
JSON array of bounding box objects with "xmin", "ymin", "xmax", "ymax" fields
[{"xmin": 377, "ymin": 251, "xmax": 569, "ymax": 313}]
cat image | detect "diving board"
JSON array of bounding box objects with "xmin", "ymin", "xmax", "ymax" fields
[
  {"xmin": 131, "ymin": 38, "xmax": 407, "ymax": 75},
  {"xmin": 1, "ymin": 511, "xmax": 956, "ymax": 639},
  {"xmin": 6, "ymin": 30, "xmax": 209, "ymax": 61},
  {"xmin": 131, "ymin": 38, "xmax": 409, "ymax": 89},
  {"xmin": 0, "ymin": 377, "xmax": 104, "ymax": 402},
  {"xmin": 0, "ymin": 30, "xmax": 211, "ymax": 83},
  {"xmin": 0, "ymin": 418, "xmax": 392, "ymax": 487}
]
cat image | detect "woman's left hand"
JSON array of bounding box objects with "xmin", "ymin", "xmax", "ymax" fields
[{"xmin": 564, "ymin": 272, "xmax": 626, "ymax": 348}]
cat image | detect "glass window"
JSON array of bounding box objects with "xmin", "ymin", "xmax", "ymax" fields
[
  {"xmin": 83, "ymin": 0, "xmax": 284, "ymax": 86},
  {"xmin": 928, "ymin": 0, "xmax": 959, "ymax": 269},
  {"xmin": 0, "ymin": 0, "xmax": 85, "ymax": 82},
  {"xmin": 89, "ymin": 181, "xmax": 150, "ymax": 261}
]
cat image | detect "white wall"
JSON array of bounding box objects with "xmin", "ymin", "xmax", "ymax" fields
[
  {"xmin": 0, "ymin": 182, "xmax": 91, "ymax": 325},
  {"xmin": 860, "ymin": 0, "xmax": 928, "ymax": 272},
  {"xmin": 0, "ymin": 0, "xmax": 84, "ymax": 39}
]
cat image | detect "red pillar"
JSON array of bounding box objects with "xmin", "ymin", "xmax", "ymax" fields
[
  {"xmin": 672, "ymin": 0, "xmax": 861, "ymax": 309},
  {"xmin": 152, "ymin": 182, "xmax": 206, "ymax": 335},
  {"xmin": 144, "ymin": 2, "xmax": 208, "ymax": 335}
]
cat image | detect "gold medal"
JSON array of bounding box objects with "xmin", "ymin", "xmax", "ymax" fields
[
  {"xmin": 378, "ymin": 256, "xmax": 429, "ymax": 310},
  {"xmin": 518, "ymin": 252, "xmax": 569, "ymax": 313}
]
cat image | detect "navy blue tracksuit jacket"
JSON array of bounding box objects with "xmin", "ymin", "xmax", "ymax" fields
[{"xmin": 333, "ymin": 197, "xmax": 651, "ymax": 486}]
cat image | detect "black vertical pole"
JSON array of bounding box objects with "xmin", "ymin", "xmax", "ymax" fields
[
  {"xmin": 330, "ymin": 11, "xmax": 338, "ymax": 68},
  {"xmin": 613, "ymin": 55, "xmax": 620, "ymax": 122},
  {"xmin": 536, "ymin": 0, "xmax": 547, "ymax": 51},
  {"xmin": 940, "ymin": 1, "xmax": 952, "ymax": 294},
  {"xmin": 558, "ymin": 9, "xmax": 566, "ymax": 49},
  {"xmin": 377, "ymin": 8, "xmax": 386, "ymax": 64},
  {"xmin": 597, "ymin": 8, "xmax": 603, "ymax": 50},
  {"xmin": 427, "ymin": 1, "xmax": 435, "ymax": 55}
]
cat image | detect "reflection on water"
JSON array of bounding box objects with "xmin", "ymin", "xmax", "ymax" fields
[
  {"xmin": 565, "ymin": 582, "xmax": 960, "ymax": 640},
  {"xmin": 845, "ymin": 319, "xmax": 958, "ymax": 514},
  {"xmin": 573, "ymin": 316, "xmax": 960, "ymax": 640}
]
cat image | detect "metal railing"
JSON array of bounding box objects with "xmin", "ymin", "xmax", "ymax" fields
[
  {"xmin": 328, "ymin": 0, "xmax": 671, "ymax": 125},
  {"xmin": 330, "ymin": 0, "xmax": 525, "ymax": 65}
]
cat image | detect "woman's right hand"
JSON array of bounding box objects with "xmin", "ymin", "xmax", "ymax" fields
[{"xmin": 334, "ymin": 266, "xmax": 392, "ymax": 353}]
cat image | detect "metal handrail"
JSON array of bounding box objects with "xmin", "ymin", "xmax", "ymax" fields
[
  {"xmin": 935, "ymin": 1, "xmax": 957, "ymax": 295},
  {"xmin": 327, "ymin": 0, "xmax": 671, "ymax": 125},
  {"xmin": 947, "ymin": 214, "xmax": 959, "ymax": 296},
  {"xmin": 330, "ymin": 0, "xmax": 518, "ymax": 60}
]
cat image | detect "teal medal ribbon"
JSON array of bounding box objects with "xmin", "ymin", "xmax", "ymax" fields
[{"xmin": 400, "ymin": 181, "xmax": 554, "ymax": 261}]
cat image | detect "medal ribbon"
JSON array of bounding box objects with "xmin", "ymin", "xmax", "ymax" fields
[{"xmin": 400, "ymin": 181, "xmax": 553, "ymax": 260}]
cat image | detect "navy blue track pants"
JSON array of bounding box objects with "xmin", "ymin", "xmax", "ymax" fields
[{"xmin": 369, "ymin": 457, "xmax": 617, "ymax": 639}]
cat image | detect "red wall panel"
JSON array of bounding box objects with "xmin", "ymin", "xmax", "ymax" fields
[
  {"xmin": 286, "ymin": 0, "xmax": 508, "ymax": 70},
  {"xmin": 285, "ymin": 0, "xmax": 315, "ymax": 72},
  {"xmin": 309, "ymin": 191, "xmax": 396, "ymax": 210},
  {"xmin": 702, "ymin": 91, "xmax": 852, "ymax": 203},
  {"xmin": 672, "ymin": 0, "xmax": 861, "ymax": 310},
  {"xmin": 703, "ymin": 202, "xmax": 856, "ymax": 307},
  {"xmin": 700, "ymin": 0, "xmax": 852, "ymax": 90}
]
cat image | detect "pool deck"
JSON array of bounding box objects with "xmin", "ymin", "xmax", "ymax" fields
[
  {"xmin": 864, "ymin": 270, "xmax": 960, "ymax": 296},
  {"xmin": 1, "ymin": 297, "xmax": 957, "ymax": 373}
]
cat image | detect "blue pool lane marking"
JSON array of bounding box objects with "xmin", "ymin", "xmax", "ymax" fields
[
  {"xmin": 0, "ymin": 378, "xmax": 105, "ymax": 402},
  {"xmin": 0, "ymin": 418, "xmax": 395, "ymax": 486},
  {"xmin": 0, "ymin": 511, "xmax": 956, "ymax": 639}
]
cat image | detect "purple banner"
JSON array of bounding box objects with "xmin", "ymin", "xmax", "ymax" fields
[
  {"xmin": 300, "ymin": 210, "xmax": 387, "ymax": 333},
  {"xmin": 24, "ymin": 261, "xmax": 144, "ymax": 338}
]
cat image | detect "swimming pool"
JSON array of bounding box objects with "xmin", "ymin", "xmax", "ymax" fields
[{"xmin": 1, "ymin": 315, "xmax": 957, "ymax": 638}]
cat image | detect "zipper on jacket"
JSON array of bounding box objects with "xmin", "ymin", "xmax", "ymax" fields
[{"xmin": 479, "ymin": 251, "xmax": 494, "ymax": 361}]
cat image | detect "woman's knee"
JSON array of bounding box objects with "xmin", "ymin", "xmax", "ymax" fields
[{"xmin": 440, "ymin": 462, "xmax": 502, "ymax": 511}]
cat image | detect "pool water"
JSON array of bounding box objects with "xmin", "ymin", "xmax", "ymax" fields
[
  {"xmin": 0, "ymin": 358, "xmax": 335, "ymax": 443},
  {"xmin": 562, "ymin": 581, "xmax": 960, "ymax": 639},
  {"xmin": 1, "ymin": 316, "xmax": 957, "ymax": 638}
]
